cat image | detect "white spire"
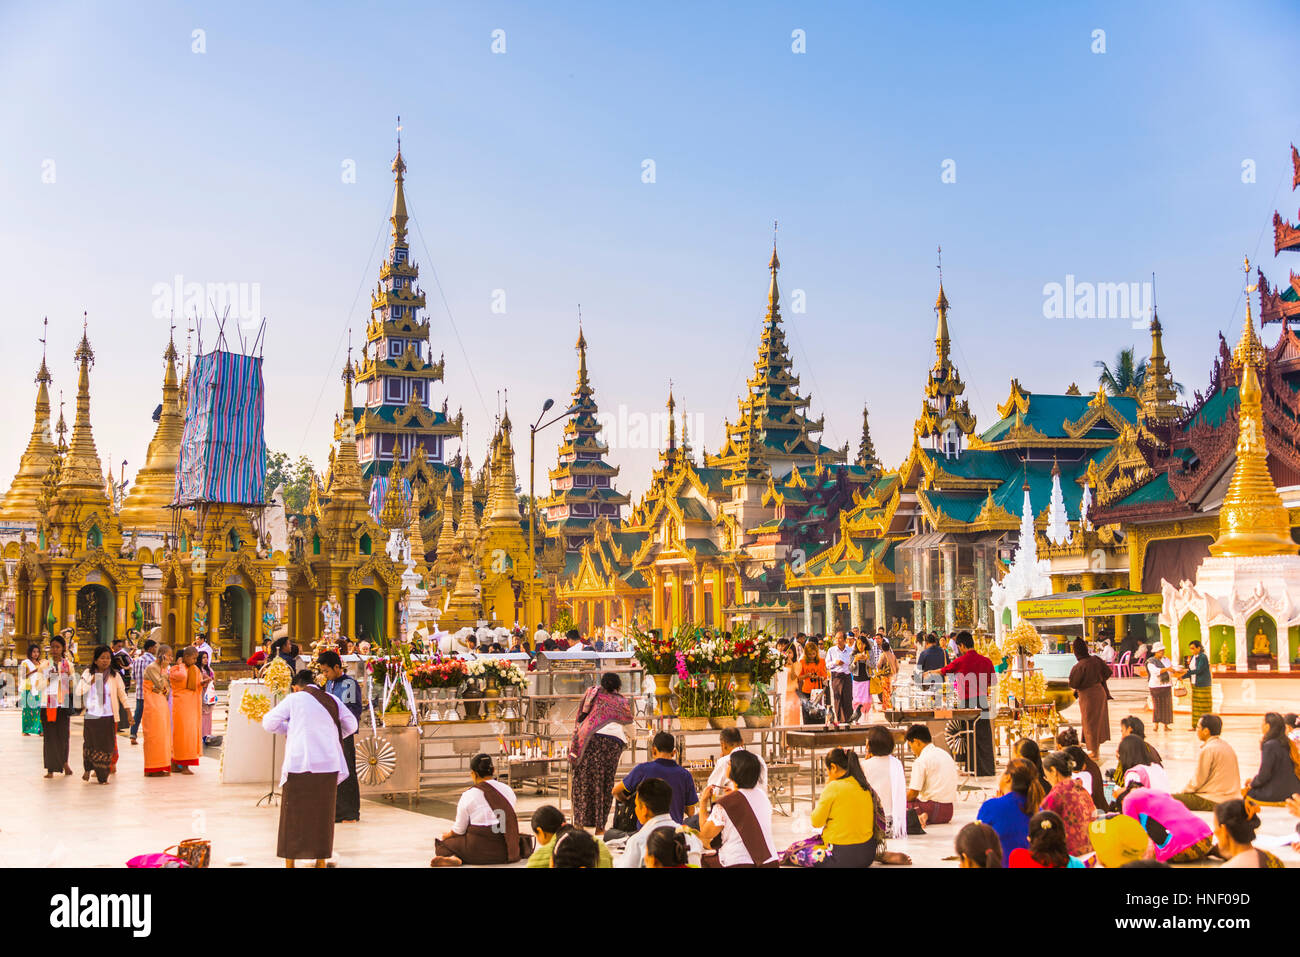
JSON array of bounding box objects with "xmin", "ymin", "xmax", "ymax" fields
[
  {"xmin": 1019, "ymin": 480, "xmax": 1037, "ymax": 562},
  {"xmin": 1079, "ymin": 482, "xmax": 1093, "ymax": 533},
  {"xmin": 989, "ymin": 473, "xmax": 1053, "ymax": 643},
  {"xmin": 1046, "ymin": 463, "xmax": 1072, "ymax": 545}
]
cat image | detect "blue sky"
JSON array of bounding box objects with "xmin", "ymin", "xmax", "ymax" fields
[{"xmin": 1, "ymin": 1, "xmax": 1297, "ymax": 497}]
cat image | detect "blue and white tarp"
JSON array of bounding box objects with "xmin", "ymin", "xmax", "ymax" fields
[{"xmin": 174, "ymin": 351, "xmax": 266, "ymax": 506}]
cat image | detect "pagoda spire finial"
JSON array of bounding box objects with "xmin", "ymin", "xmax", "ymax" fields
[
  {"xmin": 934, "ymin": 245, "xmax": 950, "ymax": 353},
  {"xmin": 666, "ymin": 383, "xmax": 677, "ymax": 451},
  {"xmin": 390, "ymin": 118, "xmax": 409, "ymax": 244},
  {"xmin": 575, "ymin": 305, "xmax": 589, "ymax": 391},
  {"xmin": 767, "ymin": 226, "xmax": 781, "ymax": 320},
  {"xmin": 1233, "ymin": 256, "xmax": 1266, "ymax": 368}
]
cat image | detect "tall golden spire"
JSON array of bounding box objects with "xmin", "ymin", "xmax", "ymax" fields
[
  {"xmin": 121, "ymin": 325, "xmax": 185, "ymax": 529},
  {"xmin": 433, "ymin": 476, "xmax": 460, "ymax": 580},
  {"xmin": 57, "ymin": 314, "xmax": 108, "ymax": 496},
  {"xmin": 666, "ymin": 384, "xmax": 677, "ymax": 452},
  {"xmin": 0, "ymin": 320, "xmax": 57, "ymax": 521},
  {"xmin": 457, "ymin": 449, "xmax": 478, "ymax": 544},
  {"xmin": 487, "ymin": 404, "xmax": 522, "ymax": 525},
  {"xmin": 575, "ymin": 316, "xmax": 590, "ymax": 393},
  {"xmin": 331, "ymin": 349, "xmax": 364, "ymax": 495},
  {"xmin": 934, "ymin": 247, "xmax": 951, "ymax": 361},
  {"xmin": 1209, "ymin": 258, "xmax": 1295, "ymax": 557}
]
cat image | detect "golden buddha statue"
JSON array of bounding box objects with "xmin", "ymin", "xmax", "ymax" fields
[{"xmin": 1252, "ymin": 627, "xmax": 1271, "ymax": 657}]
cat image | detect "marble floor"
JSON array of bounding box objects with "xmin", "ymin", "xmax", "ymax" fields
[{"xmin": 1, "ymin": 675, "xmax": 1297, "ymax": 868}]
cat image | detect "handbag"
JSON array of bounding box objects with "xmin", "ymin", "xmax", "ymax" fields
[
  {"xmin": 611, "ymin": 794, "xmax": 639, "ymax": 833},
  {"xmin": 164, "ymin": 838, "xmax": 211, "ymax": 869},
  {"xmin": 1173, "ymin": 679, "xmax": 1189, "ymax": 698}
]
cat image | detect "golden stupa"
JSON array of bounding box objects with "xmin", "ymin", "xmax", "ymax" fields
[
  {"xmin": 0, "ymin": 325, "xmax": 56, "ymax": 523},
  {"xmin": 119, "ymin": 330, "xmax": 184, "ymax": 531},
  {"xmin": 1208, "ymin": 259, "xmax": 1297, "ymax": 558}
]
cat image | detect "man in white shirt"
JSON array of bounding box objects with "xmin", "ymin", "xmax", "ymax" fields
[
  {"xmin": 616, "ymin": 778, "xmax": 703, "ymax": 867},
  {"xmin": 904, "ymin": 723, "xmax": 958, "ymax": 827},
  {"xmin": 698, "ymin": 751, "xmax": 777, "ymax": 867},
  {"xmin": 824, "ymin": 630, "xmax": 855, "ymax": 724},
  {"xmin": 193, "ymin": 635, "xmax": 216, "ymax": 665},
  {"xmin": 704, "ymin": 727, "xmax": 768, "ymax": 795},
  {"xmin": 432, "ymin": 753, "xmax": 521, "ymax": 866},
  {"xmin": 263, "ymin": 669, "xmax": 358, "ymax": 867}
]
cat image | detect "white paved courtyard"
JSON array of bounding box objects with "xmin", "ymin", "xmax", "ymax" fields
[{"xmin": 1, "ymin": 675, "xmax": 1296, "ymax": 868}]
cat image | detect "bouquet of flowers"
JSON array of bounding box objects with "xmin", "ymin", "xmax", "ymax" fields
[
  {"xmin": 628, "ymin": 622, "xmax": 679, "ymax": 675},
  {"xmin": 484, "ymin": 659, "xmax": 528, "ymax": 689},
  {"xmin": 409, "ymin": 657, "xmax": 468, "ymax": 690}
]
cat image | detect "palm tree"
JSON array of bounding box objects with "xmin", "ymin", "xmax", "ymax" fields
[
  {"xmin": 1095, "ymin": 347, "xmax": 1185, "ymax": 397},
  {"xmin": 1095, "ymin": 348, "xmax": 1145, "ymax": 396}
]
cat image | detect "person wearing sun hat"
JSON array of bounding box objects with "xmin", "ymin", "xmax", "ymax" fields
[{"xmin": 1143, "ymin": 641, "xmax": 1176, "ymax": 732}]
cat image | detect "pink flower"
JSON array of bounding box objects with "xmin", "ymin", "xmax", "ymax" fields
[{"xmin": 675, "ymin": 651, "xmax": 689, "ymax": 681}]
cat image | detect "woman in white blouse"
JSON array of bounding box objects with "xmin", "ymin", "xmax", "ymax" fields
[
  {"xmin": 76, "ymin": 645, "xmax": 129, "ymax": 784},
  {"xmin": 19, "ymin": 644, "xmax": 43, "ymax": 736}
]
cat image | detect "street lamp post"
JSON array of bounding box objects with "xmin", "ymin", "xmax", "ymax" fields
[{"xmin": 527, "ymin": 399, "xmax": 579, "ymax": 646}]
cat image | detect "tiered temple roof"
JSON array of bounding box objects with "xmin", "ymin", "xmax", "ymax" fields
[
  {"xmin": 705, "ymin": 245, "xmax": 844, "ymax": 482},
  {"xmin": 539, "ymin": 326, "xmax": 630, "ymax": 551},
  {"xmin": 353, "ymin": 140, "xmax": 463, "ymax": 491},
  {"xmin": 915, "ymin": 278, "xmax": 977, "ymax": 456}
]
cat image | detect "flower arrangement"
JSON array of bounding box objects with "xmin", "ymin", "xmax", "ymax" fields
[
  {"xmin": 262, "ymin": 657, "xmax": 292, "ymax": 697},
  {"xmin": 238, "ymin": 691, "xmax": 272, "ymax": 723},
  {"xmin": 409, "ymin": 657, "xmax": 468, "ymax": 690},
  {"xmin": 1002, "ymin": 620, "xmax": 1044, "ymax": 658},
  {"xmin": 484, "ymin": 659, "xmax": 528, "ymax": 689},
  {"xmin": 749, "ymin": 631, "xmax": 782, "ymax": 684},
  {"xmin": 629, "ymin": 622, "xmax": 680, "ymax": 674},
  {"xmin": 694, "ymin": 636, "xmax": 737, "ymax": 673}
]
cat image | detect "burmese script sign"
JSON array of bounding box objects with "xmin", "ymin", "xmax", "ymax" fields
[{"xmin": 1018, "ymin": 589, "xmax": 1161, "ymax": 621}]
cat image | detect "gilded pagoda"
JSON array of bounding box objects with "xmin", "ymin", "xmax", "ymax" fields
[{"xmin": 0, "ymin": 333, "xmax": 56, "ymax": 524}]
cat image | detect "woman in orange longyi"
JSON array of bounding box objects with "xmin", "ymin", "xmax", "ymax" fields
[
  {"xmin": 170, "ymin": 646, "xmax": 202, "ymax": 773},
  {"xmin": 143, "ymin": 645, "xmax": 173, "ymax": 776}
]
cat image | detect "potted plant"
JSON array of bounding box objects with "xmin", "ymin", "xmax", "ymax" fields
[
  {"xmin": 708, "ymin": 680, "xmax": 737, "ymax": 730},
  {"xmin": 676, "ymin": 678, "xmax": 710, "ymax": 731},
  {"xmin": 382, "ymin": 688, "xmax": 412, "ymax": 727},
  {"xmin": 743, "ymin": 688, "xmax": 774, "ymax": 728}
]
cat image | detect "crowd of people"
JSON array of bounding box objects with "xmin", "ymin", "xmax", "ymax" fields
[
  {"xmin": 19, "ymin": 628, "xmax": 213, "ymax": 784},
  {"xmin": 15, "ymin": 620, "xmax": 1300, "ymax": 871}
]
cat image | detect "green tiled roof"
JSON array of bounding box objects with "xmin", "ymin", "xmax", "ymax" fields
[
  {"xmin": 978, "ymin": 393, "xmax": 1138, "ymax": 444},
  {"xmin": 676, "ymin": 498, "xmax": 713, "ymax": 522},
  {"xmin": 1189, "ymin": 386, "xmax": 1238, "ymax": 430},
  {"xmin": 924, "ymin": 449, "xmax": 1013, "ymax": 481},
  {"xmin": 683, "ymin": 537, "xmax": 720, "ymax": 556},
  {"xmin": 1113, "ymin": 472, "xmax": 1174, "ymax": 506}
]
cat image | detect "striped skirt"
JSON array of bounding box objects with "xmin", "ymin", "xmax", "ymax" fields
[{"xmin": 1190, "ymin": 685, "xmax": 1212, "ymax": 730}]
